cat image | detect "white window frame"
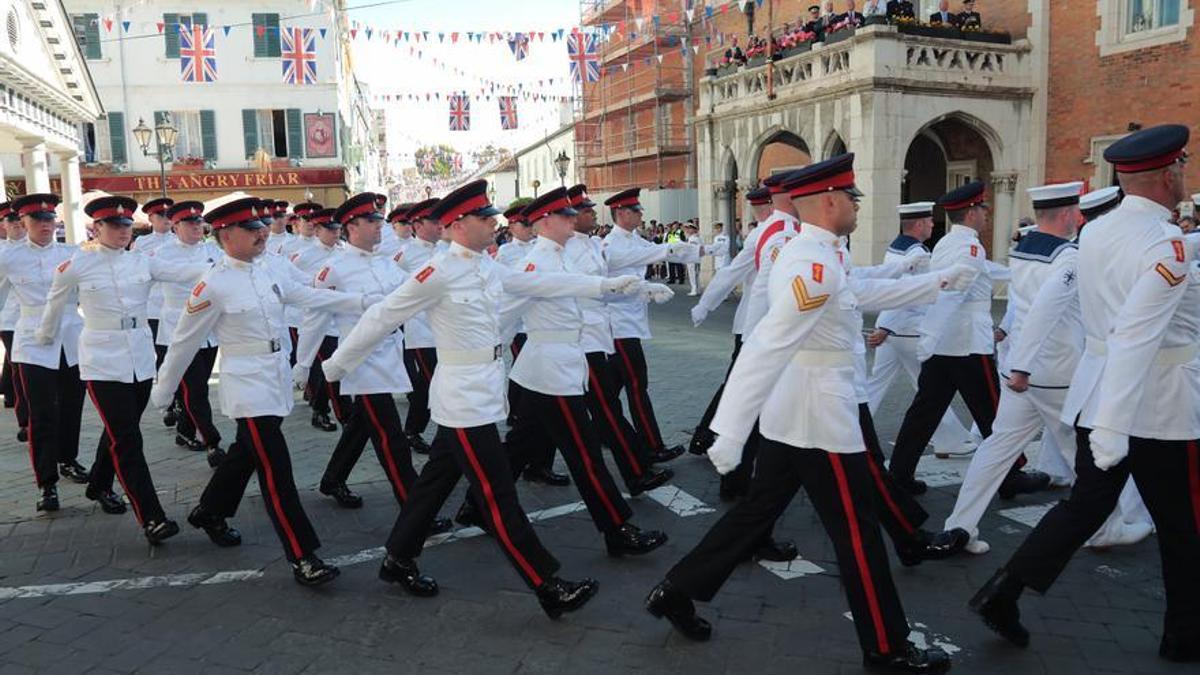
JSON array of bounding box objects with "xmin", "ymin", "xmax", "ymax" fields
[
  {"xmin": 1097, "ymin": 0, "xmax": 1194, "ymax": 57},
  {"xmin": 1084, "ymin": 133, "xmax": 1126, "ymax": 188},
  {"xmin": 168, "ymin": 111, "xmax": 205, "ymax": 160}
]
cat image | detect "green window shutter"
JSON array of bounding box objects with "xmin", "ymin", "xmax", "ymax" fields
[
  {"xmin": 252, "ymin": 14, "xmax": 281, "ymax": 57},
  {"xmin": 192, "ymin": 12, "xmax": 207, "ymax": 30},
  {"xmin": 286, "ymin": 109, "xmax": 303, "ymax": 159},
  {"xmin": 200, "ymin": 110, "xmax": 217, "ymax": 160},
  {"xmin": 86, "ymin": 14, "xmax": 101, "ymax": 59},
  {"xmin": 153, "ymin": 110, "xmax": 170, "ymax": 126},
  {"xmin": 242, "ymin": 109, "xmax": 258, "ymax": 159},
  {"xmin": 107, "ymin": 112, "xmax": 127, "ymax": 165},
  {"xmin": 252, "ymin": 14, "xmax": 266, "ymax": 57},
  {"xmin": 267, "ymin": 14, "xmax": 281, "ymax": 57},
  {"xmin": 164, "ymin": 13, "xmax": 180, "ymax": 58}
]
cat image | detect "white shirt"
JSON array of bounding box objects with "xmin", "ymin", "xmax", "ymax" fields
[
  {"xmin": 873, "ymin": 234, "xmax": 932, "ymax": 338},
  {"xmin": 152, "ymin": 239, "xmax": 222, "ymax": 348},
  {"xmin": 711, "ymin": 233, "xmax": 731, "ymax": 270},
  {"xmin": 917, "ymin": 224, "xmax": 996, "ymax": 359},
  {"xmin": 281, "ymin": 233, "xmax": 316, "ymax": 261},
  {"xmin": 266, "ymin": 231, "xmax": 294, "ymax": 256},
  {"xmin": 0, "ymin": 239, "xmax": 20, "ymax": 331},
  {"xmin": 130, "ymin": 230, "xmax": 176, "ymax": 320},
  {"xmin": 742, "ymin": 210, "xmax": 802, "ymax": 335},
  {"xmin": 999, "ymin": 231, "xmax": 1081, "ymax": 388},
  {"xmin": 293, "ymin": 240, "xmax": 343, "ymax": 338},
  {"xmin": 694, "ymin": 223, "xmax": 763, "ymax": 335},
  {"xmin": 376, "ymin": 232, "xmax": 412, "ymax": 260},
  {"xmin": 391, "ymin": 237, "xmax": 439, "ymax": 349},
  {"xmin": 496, "ymin": 238, "xmax": 535, "ymax": 269},
  {"xmin": 0, "ymin": 240, "xmax": 82, "ymax": 368},
  {"xmin": 565, "ymin": 231, "xmax": 615, "ymax": 354},
  {"xmin": 602, "ymin": 225, "xmax": 698, "ymax": 339}
]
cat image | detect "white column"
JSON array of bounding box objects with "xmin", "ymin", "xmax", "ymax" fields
[
  {"xmin": 990, "ymin": 172, "xmax": 1019, "ymax": 264},
  {"xmin": 21, "ymin": 140, "xmax": 50, "ymax": 193},
  {"xmin": 58, "ymin": 151, "xmax": 84, "ymax": 244}
]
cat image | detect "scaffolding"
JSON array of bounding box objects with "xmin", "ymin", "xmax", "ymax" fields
[{"xmin": 576, "ymin": 0, "xmax": 694, "ymax": 194}]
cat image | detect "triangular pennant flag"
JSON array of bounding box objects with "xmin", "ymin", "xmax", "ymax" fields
[
  {"xmin": 319, "ymin": 27, "xmax": 327, "ymax": 39},
  {"xmin": 122, "ymin": 20, "xmax": 131, "ymax": 33},
  {"xmin": 222, "ymin": 25, "xmax": 231, "ymax": 37},
  {"xmin": 451, "ymin": 32, "xmax": 458, "ymax": 43},
  {"xmin": 366, "ymin": 27, "xmax": 373, "ymax": 40},
  {"xmin": 350, "ymin": 28, "xmax": 358, "ymax": 40},
  {"xmin": 656, "ymin": 54, "xmax": 663, "ymax": 63},
  {"xmin": 156, "ymin": 22, "xmax": 164, "ymax": 33},
  {"xmin": 102, "ymin": 17, "xmax": 113, "ymax": 33},
  {"xmin": 437, "ymin": 32, "xmax": 444, "ymax": 43}
]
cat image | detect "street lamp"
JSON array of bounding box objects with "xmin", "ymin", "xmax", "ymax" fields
[
  {"xmin": 554, "ymin": 150, "xmax": 571, "ymax": 187},
  {"xmin": 132, "ymin": 116, "xmax": 178, "ymax": 198},
  {"xmin": 532, "ymin": 179, "xmax": 541, "ymax": 198}
]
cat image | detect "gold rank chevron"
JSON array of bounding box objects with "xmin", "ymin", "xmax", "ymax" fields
[
  {"xmin": 791, "ymin": 276, "xmax": 829, "ymax": 312},
  {"xmin": 1155, "ymin": 262, "xmax": 1186, "ymax": 287}
]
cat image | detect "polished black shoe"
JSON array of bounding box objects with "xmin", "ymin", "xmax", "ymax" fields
[
  {"xmin": 429, "ymin": 517, "xmax": 454, "ymax": 536},
  {"xmin": 406, "ymin": 432, "xmax": 431, "ymax": 455},
  {"xmin": 1160, "ymin": 632, "xmax": 1200, "ymax": 662},
  {"xmin": 645, "ymin": 580, "xmax": 712, "ymax": 641},
  {"xmin": 688, "ymin": 428, "xmax": 715, "ymax": 455},
  {"xmin": 524, "ymin": 466, "xmax": 571, "ymax": 487},
  {"xmin": 605, "ymin": 523, "xmax": 668, "ymax": 557},
  {"xmin": 292, "ymin": 554, "xmax": 339, "ymax": 587},
  {"xmin": 58, "ymin": 460, "xmax": 90, "ymax": 484},
  {"xmin": 311, "ymin": 412, "xmax": 337, "ymax": 432},
  {"xmin": 753, "ymin": 537, "xmax": 799, "ymax": 563},
  {"xmin": 895, "ymin": 528, "xmax": 969, "ymax": 567},
  {"xmin": 891, "ymin": 472, "xmax": 927, "ymax": 496},
  {"xmin": 378, "ymin": 555, "xmax": 438, "ymax": 596},
  {"xmin": 36, "ymin": 486, "xmax": 59, "ymax": 512},
  {"xmin": 163, "ymin": 406, "xmax": 178, "ymax": 427},
  {"xmin": 319, "ymin": 482, "xmax": 363, "ymax": 509},
  {"xmin": 175, "ymin": 433, "xmax": 206, "ymax": 451},
  {"xmin": 650, "ymin": 444, "xmax": 686, "ymax": 464},
  {"xmin": 628, "ymin": 467, "xmax": 672, "ymax": 496},
  {"xmin": 144, "ymin": 519, "xmax": 181, "ymax": 545},
  {"xmin": 16, "ymin": 426, "xmax": 27, "ymax": 442},
  {"xmin": 863, "ymin": 641, "xmax": 951, "ymax": 673},
  {"xmin": 968, "ymin": 568, "xmax": 1030, "ymax": 647},
  {"xmin": 455, "ymin": 500, "xmax": 485, "ymax": 529},
  {"xmin": 206, "ymin": 446, "xmax": 226, "ymax": 468},
  {"xmin": 537, "ymin": 576, "xmax": 598, "ymax": 619},
  {"xmin": 84, "ymin": 487, "xmax": 127, "ymax": 515},
  {"xmin": 187, "ymin": 505, "xmax": 242, "ymax": 547},
  {"xmin": 998, "ymin": 469, "xmax": 1052, "ymax": 500}
]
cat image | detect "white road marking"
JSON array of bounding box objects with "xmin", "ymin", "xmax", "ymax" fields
[
  {"xmin": 997, "ymin": 503, "xmax": 1054, "ymax": 529},
  {"xmin": 843, "ymin": 613, "xmax": 962, "ymax": 655},
  {"xmin": 758, "ymin": 558, "xmax": 824, "ymax": 579},
  {"xmin": 644, "ymin": 485, "xmax": 715, "ymax": 517}
]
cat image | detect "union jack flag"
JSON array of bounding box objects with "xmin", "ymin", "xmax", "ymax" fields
[
  {"xmin": 507, "ymin": 33, "xmax": 529, "ymax": 61},
  {"xmin": 420, "ymin": 153, "xmax": 435, "ymax": 173},
  {"xmin": 448, "ymin": 94, "xmax": 470, "ymax": 131},
  {"xmin": 180, "ymin": 24, "xmax": 217, "ymax": 83},
  {"xmin": 567, "ymin": 32, "xmax": 600, "ymax": 84},
  {"xmin": 281, "ymin": 27, "xmax": 317, "ymax": 85},
  {"xmin": 452, "ymin": 154, "xmax": 463, "ymax": 172},
  {"xmin": 498, "ymin": 96, "xmax": 518, "ymax": 130}
]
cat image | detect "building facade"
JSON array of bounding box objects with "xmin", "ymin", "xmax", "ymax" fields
[{"xmin": 514, "ymin": 123, "xmax": 577, "ymax": 199}]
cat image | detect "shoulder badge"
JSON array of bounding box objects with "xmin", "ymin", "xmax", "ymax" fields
[
  {"xmin": 791, "ymin": 276, "xmax": 829, "ymax": 312},
  {"xmin": 415, "ymin": 266, "xmax": 435, "ymax": 283},
  {"xmin": 317, "ymin": 267, "xmax": 331, "ymax": 282},
  {"xmin": 1172, "ymin": 240, "xmax": 1186, "ymax": 263},
  {"xmin": 770, "ymin": 247, "xmax": 780, "ymax": 263},
  {"xmin": 191, "ymin": 281, "xmax": 206, "ymax": 297},
  {"xmin": 55, "ymin": 259, "xmax": 71, "ymax": 274},
  {"xmin": 393, "ymin": 250, "xmax": 404, "ymax": 263},
  {"xmin": 524, "ymin": 263, "xmax": 536, "ymax": 272},
  {"xmin": 812, "ymin": 263, "xmax": 824, "ymax": 283},
  {"xmin": 969, "ymin": 244, "xmax": 979, "ymax": 257}
]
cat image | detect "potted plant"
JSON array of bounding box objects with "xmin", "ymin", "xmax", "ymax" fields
[
  {"xmin": 960, "ymin": 27, "xmax": 1012, "ymax": 44},
  {"xmin": 172, "ymin": 155, "xmax": 205, "ymax": 170},
  {"xmin": 864, "ymin": 14, "xmax": 889, "ymax": 27}
]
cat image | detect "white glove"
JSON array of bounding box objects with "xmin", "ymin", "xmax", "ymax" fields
[
  {"xmin": 321, "ymin": 357, "xmax": 346, "ymax": 383},
  {"xmin": 292, "ymin": 363, "xmax": 310, "ymax": 390},
  {"xmin": 938, "ymin": 263, "xmax": 978, "ymax": 292},
  {"xmin": 361, "ymin": 292, "xmax": 385, "ymax": 309},
  {"xmin": 905, "ymin": 250, "xmax": 931, "ymax": 273},
  {"xmin": 641, "ymin": 283, "xmax": 674, "ymax": 304},
  {"xmin": 690, "ymin": 304, "xmax": 709, "ymax": 327},
  {"xmin": 149, "ymin": 383, "xmax": 173, "ymax": 411},
  {"xmin": 707, "ymin": 435, "xmax": 743, "ymax": 475},
  {"xmin": 601, "ymin": 274, "xmax": 643, "ymax": 295},
  {"xmin": 1090, "ymin": 428, "xmax": 1130, "ymax": 471}
]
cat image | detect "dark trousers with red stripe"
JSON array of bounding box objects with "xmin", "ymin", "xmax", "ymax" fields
[
  {"xmin": 611, "ymin": 338, "xmax": 670, "ymax": 453},
  {"xmin": 507, "ymin": 385, "xmax": 632, "ymax": 532},
  {"xmin": 859, "ymin": 403, "xmax": 928, "ymax": 541},
  {"xmin": 585, "ymin": 351, "xmax": 652, "ymax": 485},
  {"xmin": 200, "ymin": 416, "xmax": 320, "ymax": 562},
  {"xmin": 1, "ymin": 331, "xmax": 29, "ymax": 427},
  {"xmin": 402, "ymin": 347, "xmax": 437, "ymax": 435},
  {"xmin": 322, "ymin": 393, "xmax": 418, "ymax": 504},
  {"xmin": 173, "ymin": 346, "xmax": 221, "ymax": 447},
  {"xmin": 308, "ymin": 336, "xmax": 349, "ymax": 422},
  {"xmin": 888, "ymin": 353, "xmax": 1000, "ymax": 481},
  {"xmin": 666, "ymin": 440, "xmax": 910, "ymax": 655},
  {"xmin": 1008, "ymin": 429, "xmax": 1200, "ymax": 637},
  {"xmin": 85, "ymin": 379, "xmax": 166, "ymax": 526},
  {"xmin": 508, "ymin": 334, "xmax": 555, "ymax": 472},
  {"xmin": 18, "ymin": 352, "xmax": 84, "ymax": 488},
  {"xmin": 149, "ymin": 319, "xmax": 167, "ymax": 371},
  {"xmin": 385, "ymin": 424, "xmax": 560, "ymax": 589},
  {"xmin": 720, "ymin": 422, "xmax": 763, "ymax": 496},
  {"xmin": 694, "ymin": 334, "xmax": 743, "ymax": 438}
]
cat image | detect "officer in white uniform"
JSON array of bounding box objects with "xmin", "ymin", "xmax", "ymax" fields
[
  {"xmin": 391, "ymin": 198, "xmax": 442, "ymax": 454},
  {"xmin": 292, "ymin": 208, "xmax": 348, "ymax": 432},
  {"xmin": 971, "ymin": 126, "xmax": 1200, "ymax": 661},
  {"xmin": 324, "ymin": 180, "xmax": 628, "ymax": 618},
  {"xmin": 710, "ymin": 222, "xmax": 731, "ymax": 271},
  {"xmin": 153, "ymin": 196, "xmax": 373, "ymax": 586},
  {"xmin": 646, "ymin": 155, "xmax": 957, "ymax": 674},
  {"xmin": 0, "ymin": 203, "xmax": 29, "ymax": 440},
  {"xmin": 265, "ymin": 200, "xmax": 294, "ymax": 256},
  {"xmin": 684, "ymin": 223, "xmax": 705, "ymax": 296},
  {"xmin": 40, "ymin": 196, "xmax": 209, "ymax": 543},
  {"xmin": 131, "ymin": 197, "xmax": 176, "ymax": 425},
  {"xmin": 376, "ymin": 203, "xmax": 414, "ymax": 259},
  {"xmin": 281, "ymin": 202, "xmax": 320, "ymax": 260}
]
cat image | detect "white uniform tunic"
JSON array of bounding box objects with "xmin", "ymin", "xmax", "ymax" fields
[
  {"xmin": 150, "ymin": 254, "xmax": 368, "ymax": 418},
  {"xmin": 917, "ymin": 224, "xmax": 996, "ymax": 361},
  {"xmin": 298, "ymin": 245, "xmax": 411, "ymax": 396},
  {"xmin": 37, "ymin": 245, "xmax": 209, "ymax": 383},
  {"xmin": 130, "ymin": 230, "xmax": 176, "ymax": 321},
  {"xmin": 153, "ymin": 239, "xmax": 222, "ymax": 349},
  {"xmin": 495, "ymin": 238, "xmax": 535, "ymax": 269},
  {"xmin": 602, "ymin": 225, "xmax": 698, "ymax": 340},
  {"xmin": 693, "ymin": 223, "xmax": 763, "ymax": 335},
  {"xmin": 391, "ymin": 237, "xmax": 439, "ymax": 349},
  {"xmin": 376, "ymin": 233, "xmax": 412, "ymax": 260},
  {"xmin": 281, "ymin": 234, "xmax": 316, "ymax": 260},
  {"xmin": 0, "ymin": 239, "xmax": 19, "ymax": 331},
  {"xmin": 266, "ymin": 231, "xmax": 294, "ymax": 256},
  {"xmin": 566, "ymin": 231, "xmax": 616, "ymax": 354},
  {"xmin": 1001, "ymin": 232, "xmax": 1081, "ymax": 386},
  {"xmin": 0, "ymin": 240, "xmax": 82, "ymax": 368},
  {"xmin": 293, "ymin": 241, "xmax": 342, "ymax": 341},
  {"xmin": 711, "ymin": 233, "xmax": 731, "ymax": 270},
  {"xmin": 741, "ymin": 210, "xmax": 802, "ymax": 335}
]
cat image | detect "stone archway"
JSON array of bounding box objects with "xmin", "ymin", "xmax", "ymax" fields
[
  {"xmin": 823, "ymin": 131, "xmax": 848, "ymax": 160},
  {"xmin": 721, "ymin": 147, "xmax": 740, "ymax": 229},
  {"xmin": 904, "ymin": 114, "xmax": 998, "ymax": 252},
  {"xmin": 749, "ymin": 128, "xmax": 811, "ymax": 184}
]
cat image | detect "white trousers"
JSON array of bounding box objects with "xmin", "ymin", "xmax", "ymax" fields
[
  {"xmin": 867, "ymin": 335, "xmax": 977, "ymax": 449},
  {"xmin": 686, "ymin": 263, "xmax": 700, "ymax": 295}
]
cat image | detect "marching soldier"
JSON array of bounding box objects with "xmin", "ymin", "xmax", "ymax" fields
[
  {"xmin": 377, "ymin": 203, "xmax": 414, "ymax": 259},
  {"xmin": 154, "ymin": 201, "xmax": 225, "ymax": 467},
  {"xmin": 1080, "ymin": 186, "xmax": 1121, "ymax": 224},
  {"xmin": 265, "ymin": 200, "xmax": 293, "ymax": 255},
  {"xmin": 39, "ymin": 196, "xmax": 209, "ymax": 541},
  {"xmin": 502, "ymin": 187, "xmax": 670, "ymax": 556},
  {"xmin": 971, "ymin": 126, "xmax": 1200, "ymax": 662},
  {"xmin": 645, "ymin": 155, "xmax": 958, "ymax": 673},
  {"xmin": 152, "ymin": 196, "xmax": 373, "ymax": 586},
  {"xmin": 0, "ymin": 194, "xmax": 90, "ymax": 511},
  {"xmin": 132, "ymin": 197, "xmax": 176, "ymax": 426},
  {"xmin": 391, "ymin": 198, "xmax": 442, "ymax": 454},
  {"xmin": 293, "ymin": 207, "xmax": 348, "ymax": 432},
  {"xmin": 0, "ymin": 203, "xmax": 29, "ymax": 442},
  {"xmin": 281, "ymin": 201, "xmax": 320, "ymax": 260}
]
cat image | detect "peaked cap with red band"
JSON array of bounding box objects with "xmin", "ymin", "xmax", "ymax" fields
[
  {"xmin": 937, "ymin": 180, "xmax": 987, "ymax": 211},
  {"xmin": 85, "ymin": 196, "xmax": 138, "ymax": 225},
  {"xmin": 429, "ymin": 180, "xmax": 501, "ymax": 226},
  {"xmin": 141, "ymin": 197, "xmax": 174, "ymax": 217},
  {"xmin": 0, "ymin": 202, "xmax": 11, "ymax": 220},
  {"xmin": 761, "ymin": 171, "xmax": 796, "ymax": 195},
  {"xmin": 782, "ymin": 153, "xmax": 863, "ymax": 199},
  {"xmin": 12, "ymin": 193, "xmax": 60, "ymax": 221},
  {"xmin": 310, "ymin": 208, "xmax": 337, "ymax": 228},
  {"xmin": 1104, "ymin": 124, "xmax": 1189, "ymax": 174},
  {"xmin": 503, "ymin": 205, "xmax": 528, "ymax": 225},
  {"xmin": 568, "ymin": 183, "xmax": 596, "ymax": 209},
  {"xmin": 406, "ymin": 198, "xmax": 440, "ymax": 222},
  {"xmin": 166, "ymin": 201, "xmax": 206, "ymax": 223},
  {"xmin": 522, "ymin": 187, "xmax": 578, "ymax": 223},
  {"xmin": 204, "ymin": 197, "xmax": 266, "ymax": 230},
  {"xmin": 603, "ymin": 187, "xmax": 642, "ymax": 211},
  {"xmin": 746, "ymin": 186, "xmax": 772, "ymax": 205},
  {"xmin": 292, "ymin": 201, "xmax": 322, "ymax": 217},
  {"xmin": 387, "ymin": 203, "xmax": 413, "ymax": 224},
  {"xmin": 273, "ymin": 200, "xmax": 289, "ymax": 216},
  {"xmin": 334, "ymin": 192, "xmax": 385, "ymax": 226}
]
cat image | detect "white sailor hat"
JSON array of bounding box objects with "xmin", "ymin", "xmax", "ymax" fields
[
  {"xmin": 1027, "ymin": 181, "xmax": 1083, "ymax": 209},
  {"xmin": 1080, "ymin": 186, "xmax": 1121, "ymax": 218},
  {"xmin": 897, "ymin": 201, "xmax": 935, "ymax": 219}
]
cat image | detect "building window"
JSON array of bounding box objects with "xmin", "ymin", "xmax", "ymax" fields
[
  {"xmin": 155, "ymin": 111, "xmax": 216, "ymax": 161},
  {"xmin": 1125, "ymin": 0, "xmax": 1182, "ymax": 33},
  {"xmin": 252, "ymin": 14, "xmax": 281, "ymax": 57},
  {"xmin": 242, "ymin": 109, "xmax": 303, "ymax": 159},
  {"xmin": 1098, "ymin": 0, "xmax": 1194, "ymax": 56},
  {"xmin": 79, "ymin": 122, "xmax": 97, "ymax": 163},
  {"xmin": 70, "ymin": 13, "xmax": 101, "ymax": 59},
  {"xmin": 104, "ymin": 111, "xmax": 126, "ymax": 165},
  {"xmin": 164, "ymin": 12, "xmax": 208, "ymax": 59}
]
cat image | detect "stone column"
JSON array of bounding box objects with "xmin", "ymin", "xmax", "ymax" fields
[
  {"xmin": 21, "ymin": 140, "xmax": 50, "ymax": 194},
  {"xmin": 58, "ymin": 151, "xmax": 84, "ymax": 245},
  {"xmin": 990, "ymin": 172, "xmax": 1019, "ymax": 264}
]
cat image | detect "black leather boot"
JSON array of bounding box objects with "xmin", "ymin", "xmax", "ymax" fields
[
  {"xmin": 378, "ymin": 555, "xmax": 438, "ymax": 597},
  {"xmin": 645, "ymin": 580, "xmax": 712, "ymax": 641},
  {"xmin": 537, "ymin": 576, "xmax": 598, "ymax": 619},
  {"xmin": 968, "ymin": 567, "xmax": 1030, "ymax": 647}
]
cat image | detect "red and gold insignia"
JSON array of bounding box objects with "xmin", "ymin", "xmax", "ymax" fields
[
  {"xmin": 791, "ymin": 276, "xmax": 829, "ymax": 312},
  {"xmin": 415, "ymin": 266, "xmax": 435, "ymax": 283},
  {"xmin": 770, "ymin": 247, "xmax": 780, "ymax": 263},
  {"xmin": 524, "ymin": 263, "xmax": 536, "ymax": 272},
  {"xmin": 289, "ymin": 253, "xmax": 301, "ymax": 263},
  {"xmin": 393, "ymin": 251, "xmax": 404, "ymax": 262},
  {"xmin": 970, "ymin": 244, "xmax": 979, "ymax": 257},
  {"xmin": 55, "ymin": 260, "xmax": 71, "ymax": 273},
  {"xmin": 317, "ymin": 267, "xmax": 331, "ymax": 282},
  {"xmin": 185, "ymin": 299, "xmax": 211, "ymax": 314},
  {"xmin": 191, "ymin": 281, "xmax": 206, "ymax": 297},
  {"xmin": 1155, "ymin": 262, "xmax": 1186, "ymax": 287},
  {"xmin": 812, "ymin": 262, "xmax": 824, "ymax": 283},
  {"xmin": 1172, "ymin": 240, "xmax": 1186, "ymax": 262}
]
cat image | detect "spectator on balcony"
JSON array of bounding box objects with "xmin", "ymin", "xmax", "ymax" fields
[
  {"xmin": 831, "ymin": 0, "xmax": 866, "ymax": 30},
  {"xmin": 862, "ymin": 0, "xmax": 887, "ymax": 18},
  {"xmin": 929, "ymin": 0, "xmax": 960, "ymax": 26},
  {"xmin": 802, "ymin": 4, "xmax": 825, "ymax": 38},
  {"xmin": 958, "ymin": 0, "xmax": 982, "ymax": 30},
  {"xmin": 886, "ymin": 0, "xmax": 916, "ymax": 20}
]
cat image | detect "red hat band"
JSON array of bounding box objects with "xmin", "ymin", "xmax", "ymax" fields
[
  {"xmin": 609, "ymin": 195, "xmax": 640, "ymax": 209},
  {"xmin": 18, "ymin": 202, "xmax": 54, "ymax": 217},
  {"xmin": 91, "ymin": 206, "xmax": 131, "ymax": 221},
  {"xmin": 528, "ymin": 195, "xmax": 573, "ymax": 222},
  {"xmin": 439, "ymin": 194, "xmax": 492, "ymax": 225},
  {"xmin": 1114, "ymin": 149, "xmax": 1186, "ymax": 174},
  {"xmin": 787, "ymin": 170, "xmax": 857, "ymax": 199},
  {"xmin": 211, "ymin": 207, "xmax": 259, "ymax": 229},
  {"xmin": 342, "ymin": 202, "xmax": 378, "ymax": 224}
]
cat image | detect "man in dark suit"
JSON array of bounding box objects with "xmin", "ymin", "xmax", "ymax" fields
[
  {"xmin": 886, "ymin": 0, "xmax": 916, "ymax": 20},
  {"xmin": 832, "ymin": 0, "xmax": 865, "ymax": 28},
  {"xmin": 958, "ymin": 0, "xmax": 982, "ymax": 29},
  {"xmin": 802, "ymin": 4, "xmax": 824, "ymax": 36},
  {"xmin": 929, "ymin": 0, "xmax": 960, "ymax": 25}
]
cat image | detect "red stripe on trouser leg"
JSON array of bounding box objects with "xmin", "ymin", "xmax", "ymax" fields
[
  {"xmin": 864, "ymin": 450, "xmax": 914, "ymax": 535},
  {"xmin": 86, "ymin": 382, "xmax": 146, "ymax": 525},
  {"xmin": 16, "ymin": 365, "xmax": 39, "ymax": 487},
  {"xmin": 361, "ymin": 396, "xmax": 407, "ymax": 502},
  {"xmin": 556, "ymin": 396, "xmax": 624, "ymax": 525},
  {"xmin": 326, "ymin": 382, "xmax": 343, "ymax": 421},
  {"xmin": 614, "ymin": 341, "xmax": 659, "ymax": 448},
  {"xmin": 980, "ymin": 355, "xmax": 999, "ymax": 412},
  {"xmin": 1188, "ymin": 441, "xmax": 1200, "ymax": 534},
  {"xmin": 828, "ymin": 453, "xmax": 891, "ymax": 655},
  {"xmin": 455, "ymin": 427, "xmax": 543, "ymax": 587},
  {"xmin": 180, "ymin": 380, "xmax": 210, "ymax": 446},
  {"xmin": 246, "ymin": 419, "xmax": 304, "ymax": 560},
  {"xmin": 588, "ymin": 367, "xmax": 642, "ymax": 476},
  {"xmin": 415, "ymin": 350, "xmax": 433, "ymax": 384}
]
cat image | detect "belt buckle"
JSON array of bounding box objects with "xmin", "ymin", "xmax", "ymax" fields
[
  {"xmin": 120, "ymin": 317, "xmax": 137, "ymax": 330},
  {"xmin": 269, "ymin": 338, "xmax": 281, "ymax": 353}
]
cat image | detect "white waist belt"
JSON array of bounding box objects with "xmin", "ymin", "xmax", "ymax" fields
[
  {"xmin": 221, "ymin": 339, "xmax": 284, "ymax": 357},
  {"xmin": 791, "ymin": 349, "xmax": 855, "ymax": 367},
  {"xmin": 1085, "ymin": 337, "xmax": 1199, "ymax": 366},
  {"xmin": 83, "ymin": 314, "xmax": 147, "ymax": 331},
  {"xmin": 526, "ymin": 329, "xmax": 581, "ymax": 344},
  {"xmin": 438, "ymin": 345, "xmax": 502, "ymax": 365}
]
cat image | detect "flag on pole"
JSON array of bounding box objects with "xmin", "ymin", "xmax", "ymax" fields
[
  {"xmin": 448, "ymin": 94, "xmax": 471, "ymax": 131},
  {"xmin": 498, "ymin": 96, "xmax": 518, "ymax": 130},
  {"xmin": 180, "ymin": 24, "xmax": 217, "ymax": 83},
  {"xmin": 567, "ymin": 32, "xmax": 600, "ymax": 84},
  {"xmin": 281, "ymin": 27, "xmax": 317, "ymax": 85}
]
